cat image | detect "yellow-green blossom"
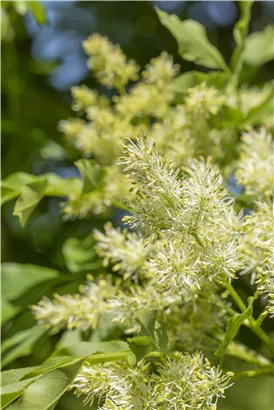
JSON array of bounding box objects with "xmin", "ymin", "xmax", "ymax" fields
[
  {"xmin": 83, "ymin": 33, "xmax": 139, "ymax": 92},
  {"xmin": 94, "ymin": 222, "xmax": 151, "ymax": 280},
  {"xmin": 71, "ymin": 352, "xmax": 231, "ymax": 410},
  {"xmin": 235, "ymin": 128, "xmax": 274, "ymax": 197},
  {"xmin": 142, "ymin": 51, "xmax": 180, "ymax": 87},
  {"xmin": 185, "ymin": 82, "xmax": 226, "ymax": 119}
]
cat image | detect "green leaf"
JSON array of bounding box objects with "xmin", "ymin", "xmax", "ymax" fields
[
  {"xmin": 1, "ymin": 300, "xmax": 20, "ymax": 325},
  {"xmin": 241, "ymin": 88, "xmax": 274, "ymax": 125},
  {"xmin": 44, "ymin": 174, "xmax": 81, "ymax": 197},
  {"xmin": 215, "ymin": 306, "xmax": 252, "ymax": 364},
  {"xmin": 1, "ymin": 172, "xmax": 81, "ymax": 210},
  {"xmin": 86, "ymin": 351, "xmax": 135, "ymax": 367},
  {"xmin": 243, "ymin": 25, "xmax": 274, "ymax": 66},
  {"xmin": 156, "ymin": 7, "xmax": 229, "ymax": 72},
  {"xmin": 75, "ymin": 159, "xmax": 105, "ymax": 194},
  {"xmin": 52, "ymin": 340, "xmax": 129, "ymax": 358},
  {"xmin": 1, "ymin": 358, "xmax": 84, "ymax": 408},
  {"xmin": 62, "ymin": 236, "xmax": 101, "ymax": 273},
  {"xmin": 1, "ymin": 326, "xmax": 47, "ymax": 368},
  {"xmin": 1, "ymin": 173, "xmax": 39, "ymax": 206},
  {"xmin": 1, "ymin": 368, "xmax": 38, "ymax": 387},
  {"xmin": 1, "ymin": 263, "xmax": 61, "ymax": 326},
  {"xmin": 6, "ymin": 358, "xmax": 84, "ymax": 410},
  {"xmin": 1, "ymin": 173, "xmax": 37, "ymax": 191},
  {"xmin": 1, "ymin": 377, "xmax": 39, "ymax": 409},
  {"xmin": 20, "ymin": 357, "xmax": 85, "ymax": 380},
  {"xmin": 1, "ymin": 187, "xmax": 20, "ymax": 206},
  {"xmin": 28, "ymin": 1, "xmax": 47, "ymax": 24},
  {"xmin": 1, "ymin": 8, "xmax": 10, "ymax": 41},
  {"xmin": 55, "ymin": 330, "xmax": 83, "ymax": 351},
  {"xmin": 231, "ymin": 1, "xmax": 253, "ymax": 74},
  {"xmin": 209, "ymin": 105, "xmax": 243, "ymax": 129},
  {"xmin": 127, "ymin": 336, "xmax": 153, "ymax": 363},
  {"xmin": 136, "ymin": 310, "xmax": 169, "ymax": 350},
  {"xmin": 226, "ymin": 341, "xmax": 272, "ymax": 367},
  {"xmin": 13, "ymin": 178, "xmax": 48, "ymax": 227},
  {"xmin": 169, "ymin": 71, "xmax": 229, "ymax": 95},
  {"xmin": 154, "ymin": 320, "xmax": 169, "ymax": 350},
  {"xmin": 1, "ymin": 263, "xmax": 60, "ymax": 303},
  {"xmin": 128, "ymin": 336, "xmax": 152, "ymax": 346},
  {"xmin": 136, "ymin": 310, "xmax": 157, "ymax": 338}
]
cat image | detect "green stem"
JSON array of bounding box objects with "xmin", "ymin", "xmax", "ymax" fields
[
  {"xmin": 224, "ymin": 281, "xmax": 274, "ymax": 356},
  {"xmin": 248, "ymin": 320, "xmax": 274, "ymax": 357},
  {"xmin": 231, "ymin": 365, "xmax": 274, "ymax": 381},
  {"xmin": 86, "ymin": 351, "xmax": 132, "ymax": 365},
  {"xmin": 256, "ymin": 310, "xmax": 268, "ymax": 327},
  {"xmin": 226, "ymin": 342, "xmax": 271, "ymax": 367},
  {"xmin": 190, "ymin": 231, "xmax": 205, "ymax": 249},
  {"xmin": 224, "ymin": 281, "xmax": 246, "ymax": 313},
  {"xmin": 212, "ymin": 294, "xmax": 238, "ymax": 317}
]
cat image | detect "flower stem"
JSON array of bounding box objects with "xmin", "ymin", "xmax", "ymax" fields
[
  {"xmin": 231, "ymin": 365, "xmax": 274, "ymax": 381},
  {"xmin": 224, "ymin": 281, "xmax": 274, "ymax": 356},
  {"xmin": 224, "ymin": 281, "xmax": 246, "ymax": 313},
  {"xmin": 247, "ymin": 320, "xmax": 274, "ymax": 357}
]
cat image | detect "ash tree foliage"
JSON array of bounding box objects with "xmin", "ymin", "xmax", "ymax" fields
[{"xmin": 1, "ymin": 2, "xmax": 274, "ymax": 410}]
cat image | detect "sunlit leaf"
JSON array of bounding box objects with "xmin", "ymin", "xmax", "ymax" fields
[
  {"xmin": 127, "ymin": 336, "xmax": 153, "ymax": 362},
  {"xmin": 215, "ymin": 306, "xmax": 252, "ymax": 364},
  {"xmin": 156, "ymin": 8, "xmax": 229, "ymax": 72},
  {"xmin": 6, "ymin": 359, "xmax": 84, "ymax": 410},
  {"xmin": 62, "ymin": 236, "xmax": 101, "ymax": 273},
  {"xmin": 1, "ymin": 263, "xmax": 60, "ymax": 303},
  {"xmin": 1, "ymin": 173, "xmax": 38, "ymax": 206},
  {"xmin": 136, "ymin": 310, "xmax": 169, "ymax": 350},
  {"xmin": 20, "ymin": 357, "xmax": 85, "ymax": 381},
  {"xmin": 243, "ymin": 25, "xmax": 274, "ymax": 66},
  {"xmin": 75, "ymin": 159, "xmax": 105, "ymax": 194},
  {"xmin": 13, "ymin": 178, "xmax": 48, "ymax": 227},
  {"xmin": 1, "ymin": 368, "xmax": 38, "ymax": 387},
  {"xmin": 28, "ymin": 1, "xmax": 47, "ymax": 25},
  {"xmin": 242, "ymin": 88, "xmax": 274, "ymax": 125},
  {"xmin": 1, "ymin": 326, "xmax": 47, "ymax": 369},
  {"xmin": 52, "ymin": 340, "xmax": 129, "ymax": 358},
  {"xmin": 1, "ymin": 300, "xmax": 20, "ymax": 325},
  {"xmin": 1, "ymin": 377, "xmax": 39, "ymax": 409}
]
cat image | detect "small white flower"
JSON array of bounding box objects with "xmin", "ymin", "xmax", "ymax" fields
[
  {"xmin": 94, "ymin": 222, "xmax": 151, "ymax": 280},
  {"xmin": 235, "ymin": 128, "xmax": 274, "ymax": 197}
]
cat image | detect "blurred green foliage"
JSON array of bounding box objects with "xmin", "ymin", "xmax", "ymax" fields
[{"xmin": 1, "ymin": 2, "xmax": 274, "ymax": 409}]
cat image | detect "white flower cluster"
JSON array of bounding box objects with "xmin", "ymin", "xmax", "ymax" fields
[
  {"xmin": 167, "ymin": 294, "xmax": 226, "ymax": 351},
  {"xmin": 120, "ymin": 137, "xmax": 244, "ymax": 294},
  {"xmin": 185, "ymin": 82, "xmax": 226, "ymax": 119},
  {"xmin": 259, "ymin": 264, "xmax": 274, "ymax": 317},
  {"xmin": 142, "ymin": 51, "xmax": 180, "ymax": 87},
  {"xmin": 32, "ymin": 276, "xmax": 181, "ymax": 332},
  {"xmin": 32, "ymin": 277, "xmax": 116, "ymax": 331},
  {"xmin": 94, "ymin": 222, "xmax": 151, "ymax": 280},
  {"xmin": 83, "ymin": 34, "xmax": 139, "ymax": 92},
  {"xmin": 242, "ymin": 199, "xmax": 274, "ymax": 270},
  {"xmin": 56, "ymin": 34, "xmax": 243, "ymax": 221},
  {"xmin": 61, "ymin": 167, "xmax": 131, "ymax": 220},
  {"xmin": 235, "ymin": 128, "xmax": 274, "ymax": 197},
  {"xmin": 71, "ymin": 352, "xmax": 231, "ymax": 410}
]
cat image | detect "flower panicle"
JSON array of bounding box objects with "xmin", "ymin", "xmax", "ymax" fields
[
  {"xmin": 83, "ymin": 33, "xmax": 139, "ymax": 92},
  {"xmin": 71, "ymin": 352, "xmax": 232, "ymax": 410},
  {"xmin": 235, "ymin": 128, "xmax": 274, "ymax": 197},
  {"xmin": 94, "ymin": 222, "xmax": 151, "ymax": 280}
]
